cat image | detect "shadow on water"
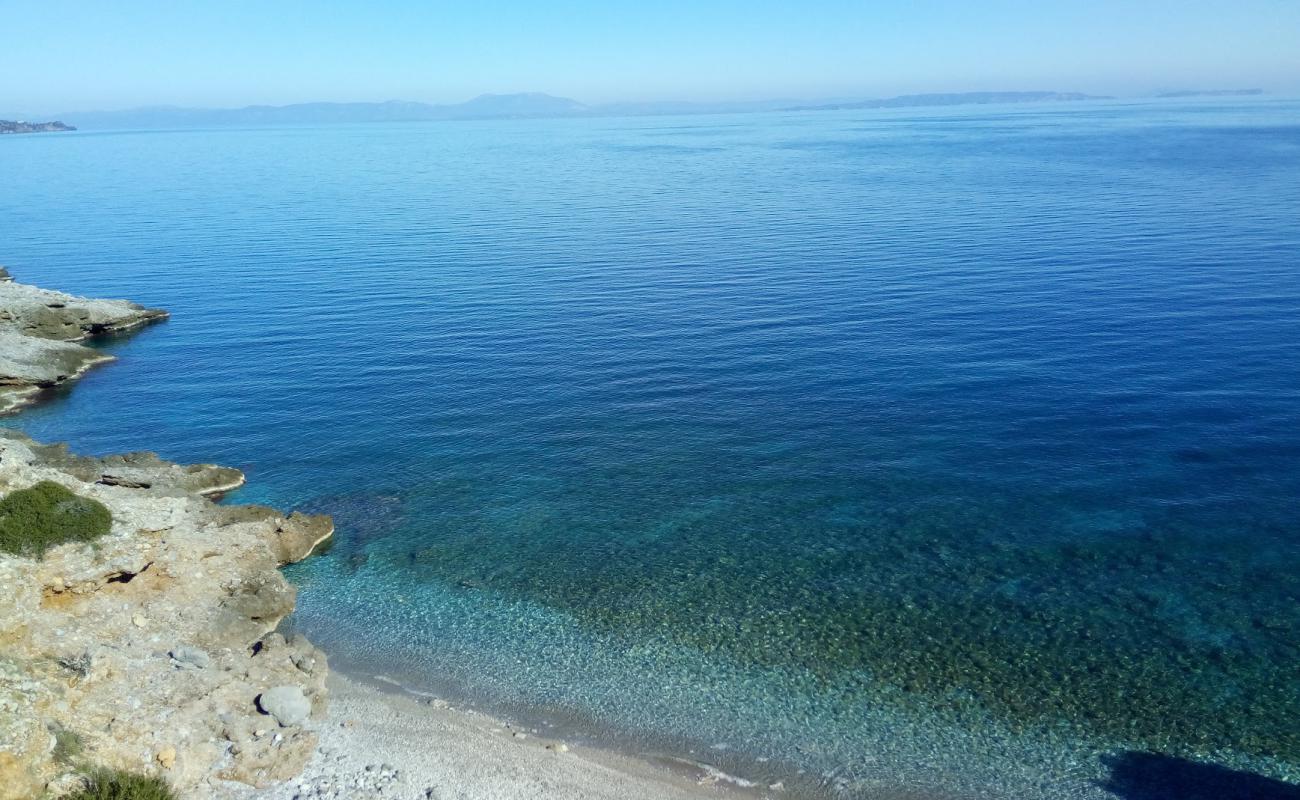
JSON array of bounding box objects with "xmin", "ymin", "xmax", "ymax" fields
[{"xmin": 1100, "ymin": 752, "xmax": 1300, "ymax": 800}]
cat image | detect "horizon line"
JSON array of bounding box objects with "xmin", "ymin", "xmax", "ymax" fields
[{"xmin": 4, "ymin": 87, "xmax": 1274, "ymax": 127}]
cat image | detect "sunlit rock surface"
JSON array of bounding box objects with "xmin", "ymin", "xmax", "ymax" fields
[
  {"xmin": 0, "ymin": 267, "xmax": 168, "ymax": 413},
  {"xmin": 0, "ymin": 430, "xmax": 334, "ymax": 798},
  {"xmin": 0, "ymin": 273, "xmax": 333, "ymax": 798}
]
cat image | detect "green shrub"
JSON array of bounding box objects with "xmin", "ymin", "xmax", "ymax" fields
[
  {"xmin": 50, "ymin": 724, "xmax": 84, "ymax": 764},
  {"xmin": 0, "ymin": 481, "xmax": 111, "ymax": 557},
  {"xmin": 61, "ymin": 768, "xmax": 176, "ymax": 800}
]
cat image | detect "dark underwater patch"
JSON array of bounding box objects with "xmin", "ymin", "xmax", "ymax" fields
[{"xmin": 1099, "ymin": 751, "xmax": 1300, "ymax": 800}]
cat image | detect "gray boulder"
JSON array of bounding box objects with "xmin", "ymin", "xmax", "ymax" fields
[{"xmin": 257, "ymin": 685, "xmax": 311, "ymax": 727}]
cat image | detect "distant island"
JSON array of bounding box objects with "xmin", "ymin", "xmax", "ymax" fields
[{"xmin": 0, "ymin": 119, "xmax": 75, "ymax": 134}]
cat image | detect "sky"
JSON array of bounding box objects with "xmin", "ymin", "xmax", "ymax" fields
[{"xmin": 3, "ymin": 0, "xmax": 1299, "ymax": 114}]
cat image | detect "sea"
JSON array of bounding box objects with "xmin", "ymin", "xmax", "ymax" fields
[{"xmin": 3, "ymin": 97, "xmax": 1299, "ymax": 799}]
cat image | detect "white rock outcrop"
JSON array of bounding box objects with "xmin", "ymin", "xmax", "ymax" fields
[
  {"xmin": 0, "ymin": 430, "xmax": 335, "ymax": 798},
  {"xmin": 0, "ymin": 267, "xmax": 168, "ymax": 413}
]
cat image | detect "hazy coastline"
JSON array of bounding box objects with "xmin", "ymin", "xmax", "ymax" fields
[{"xmin": 10, "ymin": 88, "xmax": 1273, "ymax": 132}]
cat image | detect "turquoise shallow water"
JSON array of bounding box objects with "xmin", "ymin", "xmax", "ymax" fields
[{"xmin": 3, "ymin": 98, "xmax": 1300, "ymax": 799}]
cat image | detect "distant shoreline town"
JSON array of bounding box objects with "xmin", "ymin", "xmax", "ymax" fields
[
  {"xmin": 5, "ymin": 88, "xmax": 1266, "ymax": 132},
  {"xmin": 0, "ymin": 119, "xmax": 76, "ymax": 134}
]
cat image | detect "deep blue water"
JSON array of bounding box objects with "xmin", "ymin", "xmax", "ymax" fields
[{"xmin": 3, "ymin": 99, "xmax": 1300, "ymax": 799}]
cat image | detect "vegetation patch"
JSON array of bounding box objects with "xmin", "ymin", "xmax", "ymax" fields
[
  {"xmin": 50, "ymin": 724, "xmax": 85, "ymax": 765},
  {"xmin": 0, "ymin": 480, "xmax": 112, "ymax": 557},
  {"xmin": 61, "ymin": 768, "xmax": 176, "ymax": 800}
]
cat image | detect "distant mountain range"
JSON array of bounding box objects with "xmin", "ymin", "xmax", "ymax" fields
[
  {"xmin": 1154, "ymin": 88, "xmax": 1264, "ymax": 98},
  {"xmin": 53, "ymin": 93, "xmax": 587, "ymax": 130},
  {"xmin": 784, "ymin": 91, "xmax": 1110, "ymax": 111},
  {"xmin": 10, "ymin": 88, "xmax": 1268, "ymax": 131}
]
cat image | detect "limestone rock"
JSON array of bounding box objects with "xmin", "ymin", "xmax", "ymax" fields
[
  {"xmin": 0, "ymin": 272, "xmax": 167, "ymax": 414},
  {"xmin": 170, "ymin": 645, "xmax": 211, "ymax": 670},
  {"xmin": 274, "ymin": 512, "xmax": 335, "ymax": 565},
  {"xmin": 3, "ymin": 432, "xmax": 246, "ymax": 496},
  {"xmin": 157, "ymin": 745, "xmax": 177, "ymax": 769},
  {"xmin": 258, "ymin": 686, "xmax": 312, "ymax": 727},
  {"xmin": 0, "ymin": 274, "xmax": 334, "ymax": 796},
  {"xmin": 0, "ymin": 432, "xmax": 334, "ymax": 796}
]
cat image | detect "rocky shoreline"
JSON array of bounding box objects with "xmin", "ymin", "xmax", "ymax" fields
[
  {"xmin": 0, "ymin": 270, "xmax": 751, "ymax": 800},
  {"xmin": 0, "ymin": 272, "xmax": 335, "ymax": 799},
  {"xmin": 0, "ymin": 268, "xmax": 168, "ymax": 414}
]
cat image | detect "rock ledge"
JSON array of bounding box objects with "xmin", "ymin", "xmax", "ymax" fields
[{"xmin": 0, "ymin": 267, "xmax": 169, "ymax": 414}]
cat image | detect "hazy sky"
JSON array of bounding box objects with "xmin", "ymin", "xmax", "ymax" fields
[{"xmin": 4, "ymin": 0, "xmax": 1299, "ymax": 114}]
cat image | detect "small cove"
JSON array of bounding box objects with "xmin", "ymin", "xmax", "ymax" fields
[{"xmin": 4, "ymin": 98, "xmax": 1299, "ymax": 798}]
